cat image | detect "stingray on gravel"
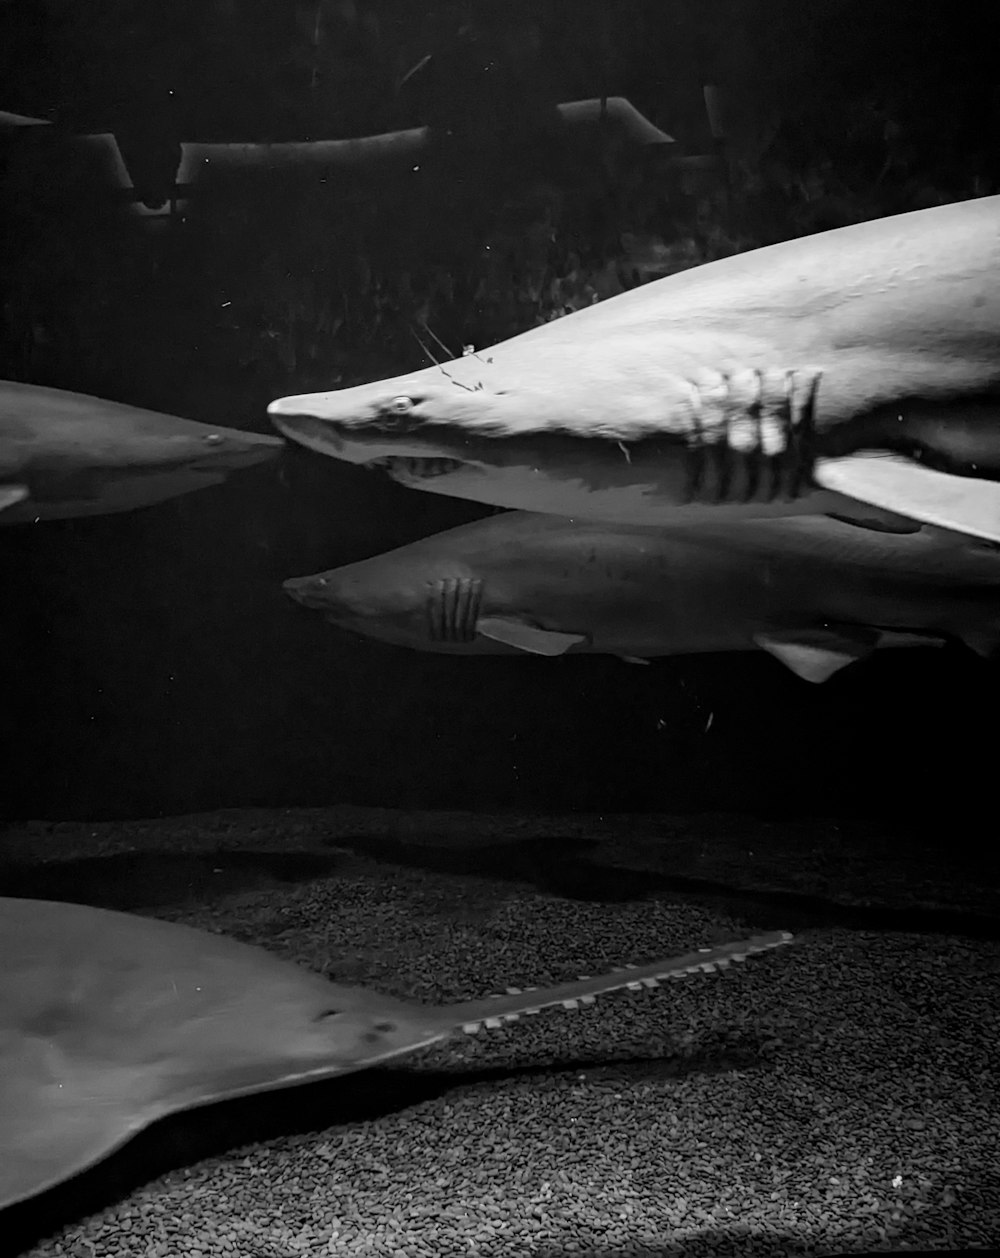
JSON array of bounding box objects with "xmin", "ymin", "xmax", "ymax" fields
[{"xmin": 0, "ymin": 896, "xmax": 792, "ymax": 1209}]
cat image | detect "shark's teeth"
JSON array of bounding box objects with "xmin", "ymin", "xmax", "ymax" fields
[{"xmin": 374, "ymin": 456, "xmax": 465, "ymax": 480}]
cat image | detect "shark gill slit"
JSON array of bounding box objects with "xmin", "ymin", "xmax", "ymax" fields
[
  {"xmin": 682, "ymin": 369, "xmax": 819, "ymax": 505},
  {"xmin": 789, "ymin": 369, "xmax": 820, "ymax": 499},
  {"xmin": 427, "ymin": 576, "xmax": 483, "ymax": 642}
]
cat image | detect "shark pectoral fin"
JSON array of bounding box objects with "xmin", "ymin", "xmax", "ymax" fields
[
  {"xmin": 753, "ymin": 628, "xmax": 878, "ymax": 683},
  {"xmin": 0, "ymin": 484, "xmax": 29, "ymax": 512},
  {"xmin": 475, "ymin": 616, "xmax": 587, "ymax": 657},
  {"xmin": 815, "ymin": 453, "xmax": 1000, "ymax": 545}
]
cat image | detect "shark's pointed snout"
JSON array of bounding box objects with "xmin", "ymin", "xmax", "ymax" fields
[
  {"xmin": 268, "ymin": 394, "xmax": 310, "ymax": 417},
  {"xmin": 189, "ymin": 429, "xmax": 285, "ymax": 472},
  {"xmin": 268, "ymin": 403, "xmax": 346, "ymax": 454},
  {"xmin": 282, "ymin": 575, "xmax": 330, "ymax": 609}
]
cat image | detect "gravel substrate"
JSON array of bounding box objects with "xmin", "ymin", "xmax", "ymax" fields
[{"xmin": 3, "ymin": 807, "xmax": 999, "ymax": 1257}]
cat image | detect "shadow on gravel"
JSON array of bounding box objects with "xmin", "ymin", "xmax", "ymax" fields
[
  {"xmin": 2, "ymin": 1050, "xmax": 764, "ymax": 1253},
  {"xmin": 328, "ymin": 832, "xmax": 1000, "ymax": 942},
  {"xmin": 0, "ymin": 849, "xmax": 354, "ymax": 911}
]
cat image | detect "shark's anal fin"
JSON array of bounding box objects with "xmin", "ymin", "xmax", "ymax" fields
[
  {"xmin": 476, "ymin": 616, "xmax": 587, "ymax": 656},
  {"xmin": 815, "ymin": 453, "xmax": 1000, "ymax": 545}
]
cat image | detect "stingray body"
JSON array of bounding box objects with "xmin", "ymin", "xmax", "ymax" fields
[
  {"xmin": 0, "ymin": 896, "xmax": 792, "ymax": 1209},
  {"xmin": 283, "ymin": 511, "xmax": 1000, "ymax": 682},
  {"xmin": 269, "ymin": 196, "xmax": 1000, "ymax": 542},
  {"xmin": 0, "ymin": 380, "xmax": 283, "ymax": 522}
]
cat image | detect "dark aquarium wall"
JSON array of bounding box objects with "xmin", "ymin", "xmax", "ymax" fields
[{"xmin": 1, "ymin": 0, "xmax": 998, "ymax": 822}]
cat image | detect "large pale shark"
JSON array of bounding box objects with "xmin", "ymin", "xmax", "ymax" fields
[
  {"xmin": 269, "ymin": 196, "xmax": 1000, "ymax": 543},
  {"xmin": 283, "ymin": 511, "xmax": 1000, "ymax": 683},
  {"xmin": 0, "ymin": 895, "xmax": 790, "ymax": 1208},
  {"xmin": 0, "ymin": 380, "xmax": 284, "ymax": 522}
]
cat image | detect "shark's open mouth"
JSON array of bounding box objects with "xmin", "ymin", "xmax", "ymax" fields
[{"xmin": 369, "ymin": 456, "xmax": 467, "ymax": 480}]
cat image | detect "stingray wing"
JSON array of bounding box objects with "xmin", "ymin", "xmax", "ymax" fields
[
  {"xmin": 0, "ymin": 898, "xmax": 447, "ymax": 1206},
  {"xmin": 0, "ymin": 1035, "xmax": 167, "ymax": 1209}
]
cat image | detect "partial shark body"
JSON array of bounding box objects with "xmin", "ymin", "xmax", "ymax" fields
[
  {"xmin": 0, "ymin": 380, "xmax": 283, "ymax": 522},
  {"xmin": 0, "ymin": 896, "xmax": 790, "ymax": 1208},
  {"xmin": 270, "ymin": 196, "xmax": 1000, "ymax": 542},
  {"xmin": 283, "ymin": 511, "xmax": 1000, "ymax": 682}
]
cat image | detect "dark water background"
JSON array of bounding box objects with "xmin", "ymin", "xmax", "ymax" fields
[{"xmin": 1, "ymin": 0, "xmax": 998, "ymax": 824}]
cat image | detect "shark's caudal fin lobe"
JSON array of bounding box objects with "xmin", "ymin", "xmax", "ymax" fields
[
  {"xmin": 476, "ymin": 615, "xmax": 588, "ymax": 656},
  {"xmin": 815, "ymin": 453, "xmax": 1000, "ymax": 545}
]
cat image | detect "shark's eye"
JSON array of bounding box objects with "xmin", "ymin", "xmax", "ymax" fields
[{"xmin": 386, "ymin": 396, "xmax": 415, "ymax": 416}]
